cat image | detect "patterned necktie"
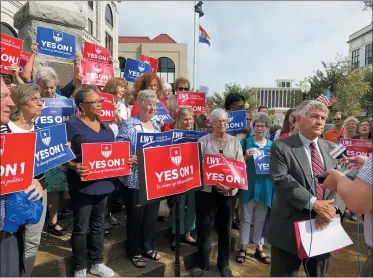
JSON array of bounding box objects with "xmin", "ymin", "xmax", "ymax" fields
[{"xmin": 310, "ymin": 142, "xmax": 325, "ymax": 199}]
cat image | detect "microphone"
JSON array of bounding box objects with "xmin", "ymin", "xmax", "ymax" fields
[{"xmin": 317, "ymin": 144, "xmax": 359, "ymax": 183}]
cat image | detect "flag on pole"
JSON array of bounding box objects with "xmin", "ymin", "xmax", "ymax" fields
[
  {"xmin": 316, "ymin": 88, "xmax": 337, "ymax": 107},
  {"xmin": 199, "ymin": 25, "xmax": 211, "ymax": 46}
]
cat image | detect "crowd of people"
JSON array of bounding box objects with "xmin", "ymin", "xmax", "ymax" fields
[{"xmin": 0, "ymin": 41, "xmax": 372, "ymax": 278}]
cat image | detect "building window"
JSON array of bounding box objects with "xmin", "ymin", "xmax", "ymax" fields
[
  {"xmin": 88, "ymin": 1, "xmax": 94, "ymax": 9},
  {"xmin": 105, "ymin": 32, "xmax": 113, "ymax": 56},
  {"xmin": 365, "ymin": 44, "xmax": 372, "ymax": 66},
  {"xmin": 1, "ymin": 22, "xmax": 18, "ymax": 38},
  {"xmin": 352, "ymin": 49, "xmax": 360, "ymax": 68},
  {"xmin": 105, "ymin": 4, "xmax": 113, "ymax": 27},
  {"xmin": 286, "ymin": 82, "xmax": 290, "ymax": 88},
  {"xmin": 157, "ymin": 57, "xmax": 175, "ymax": 86},
  {"xmin": 118, "ymin": 57, "xmax": 126, "ymax": 72},
  {"xmin": 281, "ymin": 82, "xmax": 285, "ymax": 88},
  {"xmin": 88, "ymin": 19, "xmax": 93, "ymax": 35}
]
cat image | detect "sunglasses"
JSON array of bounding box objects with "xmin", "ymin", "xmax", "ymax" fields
[
  {"xmin": 177, "ymin": 87, "xmax": 189, "ymax": 91},
  {"xmin": 333, "ymin": 118, "xmax": 342, "ymax": 121}
]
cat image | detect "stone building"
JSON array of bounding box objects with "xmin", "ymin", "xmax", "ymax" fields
[
  {"xmin": 118, "ymin": 34, "xmax": 188, "ymax": 90},
  {"xmin": 347, "ymin": 23, "xmax": 372, "ymax": 69}
]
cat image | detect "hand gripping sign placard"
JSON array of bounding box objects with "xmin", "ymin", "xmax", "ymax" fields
[
  {"xmin": 203, "ymin": 154, "xmax": 247, "ymax": 190},
  {"xmin": 36, "ymin": 26, "xmax": 76, "ymax": 60},
  {"xmin": 83, "ymin": 42, "xmax": 112, "ymax": 64},
  {"xmin": 340, "ymin": 138, "xmax": 373, "ymax": 157},
  {"xmin": 137, "ymin": 143, "xmax": 203, "ymax": 204},
  {"xmin": 0, "ymin": 33, "xmax": 23, "ymax": 75},
  {"xmin": 34, "ymin": 124, "xmax": 76, "ymax": 176},
  {"xmin": 176, "ymin": 92, "xmax": 206, "ymax": 116},
  {"xmin": 1, "ymin": 133, "xmax": 37, "ymax": 195},
  {"xmin": 81, "ymin": 142, "xmax": 131, "ymax": 181}
]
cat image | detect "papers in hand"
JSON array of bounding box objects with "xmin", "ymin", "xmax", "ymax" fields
[{"xmin": 294, "ymin": 215, "xmax": 353, "ymax": 259}]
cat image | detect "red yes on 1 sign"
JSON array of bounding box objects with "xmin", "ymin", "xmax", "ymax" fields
[
  {"xmin": 97, "ymin": 92, "xmax": 115, "ymax": 122},
  {"xmin": 176, "ymin": 92, "xmax": 206, "ymax": 115},
  {"xmin": 203, "ymin": 154, "xmax": 247, "ymax": 190},
  {"xmin": 140, "ymin": 54, "xmax": 159, "ymax": 74},
  {"xmin": 340, "ymin": 138, "xmax": 373, "ymax": 157},
  {"xmin": 81, "ymin": 60, "xmax": 114, "ymax": 86},
  {"xmin": 143, "ymin": 143, "xmax": 202, "ymax": 201},
  {"xmin": 81, "ymin": 141, "xmax": 131, "ymax": 181},
  {"xmin": 0, "ymin": 133, "xmax": 36, "ymax": 195},
  {"xmin": 0, "ymin": 33, "xmax": 23, "ymax": 75},
  {"xmin": 83, "ymin": 42, "xmax": 112, "ymax": 64},
  {"xmin": 18, "ymin": 51, "xmax": 31, "ymax": 77}
]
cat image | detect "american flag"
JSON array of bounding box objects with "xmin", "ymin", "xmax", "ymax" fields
[{"xmin": 316, "ymin": 88, "xmax": 336, "ymax": 107}]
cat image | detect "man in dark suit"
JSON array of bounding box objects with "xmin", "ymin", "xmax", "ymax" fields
[{"xmin": 269, "ymin": 100, "xmax": 346, "ymax": 277}]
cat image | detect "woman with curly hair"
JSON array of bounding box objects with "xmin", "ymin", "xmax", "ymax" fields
[{"xmin": 130, "ymin": 73, "xmax": 171, "ymax": 131}]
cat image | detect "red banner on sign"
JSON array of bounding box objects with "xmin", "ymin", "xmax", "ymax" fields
[
  {"xmin": 203, "ymin": 154, "xmax": 247, "ymax": 190},
  {"xmin": 140, "ymin": 54, "xmax": 159, "ymax": 74},
  {"xmin": 142, "ymin": 143, "xmax": 202, "ymax": 201},
  {"xmin": 0, "ymin": 133, "xmax": 36, "ymax": 195},
  {"xmin": 18, "ymin": 51, "xmax": 31, "ymax": 77},
  {"xmin": 83, "ymin": 42, "xmax": 112, "ymax": 64},
  {"xmin": 81, "ymin": 60, "xmax": 114, "ymax": 86},
  {"xmin": 340, "ymin": 138, "xmax": 373, "ymax": 157},
  {"xmin": 97, "ymin": 92, "xmax": 115, "ymax": 122},
  {"xmin": 81, "ymin": 141, "xmax": 131, "ymax": 181},
  {"xmin": 0, "ymin": 33, "xmax": 23, "ymax": 75},
  {"xmin": 176, "ymin": 92, "xmax": 206, "ymax": 115}
]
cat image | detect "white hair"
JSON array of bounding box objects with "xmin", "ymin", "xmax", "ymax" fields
[
  {"xmin": 252, "ymin": 112, "xmax": 271, "ymax": 128},
  {"xmin": 34, "ymin": 66, "xmax": 60, "ymax": 86},
  {"xmin": 163, "ymin": 82, "xmax": 172, "ymax": 91},
  {"xmin": 344, "ymin": 116, "xmax": 359, "ymax": 128},
  {"xmin": 210, "ymin": 108, "xmax": 228, "ymax": 122},
  {"xmin": 137, "ymin": 89, "xmax": 157, "ymax": 107},
  {"xmin": 295, "ymin": 100, "xmax": 329, "ymax": 117}
]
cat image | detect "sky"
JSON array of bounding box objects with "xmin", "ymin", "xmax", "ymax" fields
[{"xmin": 118, "ymin": 1, "xmax": 372, "ymax": 94}]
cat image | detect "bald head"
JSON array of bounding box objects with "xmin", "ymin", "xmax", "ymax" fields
[{"xmin": 1, "ymin": 77, "xmax": 15, "ymax": 124}]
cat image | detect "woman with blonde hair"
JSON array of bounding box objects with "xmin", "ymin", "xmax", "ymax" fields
[{"xmin": 171, "ymin": 107, "xmax": 197, "ymax": 250}]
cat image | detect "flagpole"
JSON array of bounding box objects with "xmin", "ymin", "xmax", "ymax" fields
[{"xmin": 193, "ymin": 0, "xmax": 198, "ymax": 90}]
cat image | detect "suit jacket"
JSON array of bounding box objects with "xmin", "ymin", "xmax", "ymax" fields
[{"xmin": 268, "ymin": 133, "xmax": 346, "ymax": 254}]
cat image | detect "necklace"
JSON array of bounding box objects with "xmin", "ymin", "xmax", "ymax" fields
[{"xmin": 211, "ymin": 133, "xmax": 228, "ymax": 153}]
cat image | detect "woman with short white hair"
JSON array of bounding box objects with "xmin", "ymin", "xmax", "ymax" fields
[
  {"xmin": 34, "ymin": 66, "xmax": 60, "ymax": 98},
  {"xmin": 192, "ymin": 108, "xmax": 244, "ymax": 277},
  {"xmin": 162, "ymin": 82, "xmax": 172, "ymax": 100},
  {"xmin": 116, "ymin": 89, "xmax": 162, "ymax": 268}
]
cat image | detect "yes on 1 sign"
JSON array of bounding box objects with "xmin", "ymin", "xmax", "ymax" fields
[
  {"xmin": 35, "ymin": 99, "xmax": 76, "ymax": 128},
  {"xmin": 154, "ymin": 102, "xmax": 174, "ymax": 123},
  {"xmin": 34, "ymin": 124, "xmax": 76, "ymax": 176},
  {"xmin": 81, "ymin": 142, "xmax": 131, "ymax": 181},
  {"xmin": 83, "ymin": 42, "xmax": 112, "ymax": 64},
  {"xmin": 176, "ymin": 92, "xmax": 206, "ymax": 115},
  {"xmin": 97, "ymin": 92, "xmax": 115, "ymax": 122},
  {"xmin": 0, "ymin": 133, "xmax": 36, "ymax": 195},
  {"xmin": 36, "ymin": 26, "xmax": 76, "ymax": 60},
  {"xmin": 340, "ymin": 138, "xmax": 373, "ymax": 157},
  {"xmin": 136, "ymin": 131, "xmax": 173, "ymax": 152},
  {"xmin": 203, "ymin": 154, "xmax": 247, "ymax": 190},
  {"xmin": 123, "ymin": 58, "xmax": 151, "ymax": 83},
  {"xmin": 253, "ymin": 148, "xmax": 270, "ymax": 175},
  {"xmin": 18, "ymin": 52, "xmax": 31, "ymax": 77},
  {"xmin": 139, "ymin": 143, "xmax": 202, "ymax": 202},
  {"xmin": 140, "ymin": 54, "xmax": 159, "ymax": 74},
  {"xmin": 0, "ymin": 33, "xmax": 23, "ymax": 75},
  {"xmin": 227, "ymin": 110, "xmax": 247, "ymax": 135},
  {"xmin": 81, "ymin": 60, "xmax": 114, "ymax": 86}
]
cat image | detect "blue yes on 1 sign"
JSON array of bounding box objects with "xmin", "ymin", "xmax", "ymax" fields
[
  {"xmin": 154, "ymin": 102, "xmax": 174, "ymax": 123},
  {"xmin": 135, "ymin": 131, "xmax": 173, "ymax": 152},
  {"xmin": 34, "ymin": 124, "xmax": 76, "ymax": 176},
  {"xmin": 227, "ymin": 110, "xmax": 247, "ymax": 135},
  {"xmin": 253, "ymin": 148, "xmax": 270, "ymax": 175},
  {"xmin": 35, "ymin": 99, "xmax": 75, "ymax": 129},
  {"xmin": 172, "ymin": 129, "xmax": 208, "ymax": 144},
  {"xmin": 123, "ymin": 58, "xmax": 152, "ymax": 83},
  {"xmin": 36, "ymin": 26, "xmax": 76, "ymax": 60}
]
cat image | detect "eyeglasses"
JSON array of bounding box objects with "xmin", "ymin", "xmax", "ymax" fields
[
  {"xmin": 83, "ymin": 99, "xmax": 104, "ymax": 105},
  {"xmin": 254, "ymin": 125, "xmax": 266, "ymax": 129},
  {"xmin": 29, "ymin": 97, "xmax": 44, "ymax": 104},
  {"xmin": 177, "ymin": 87, "xmax": 189, "ymax": 91},
  {"xmin": 333, "ymin": 118, "xmax": 342, "ymax": 121}
]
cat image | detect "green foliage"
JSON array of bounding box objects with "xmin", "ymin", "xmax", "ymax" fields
[{"xmin": 211, "ymin": 82, "xmax": 258, "ymax": 110}]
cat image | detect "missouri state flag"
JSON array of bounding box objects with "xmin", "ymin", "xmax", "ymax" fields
[{"xmin": 199, "ymin": 25, "xmax": 211, "ymax": 46}]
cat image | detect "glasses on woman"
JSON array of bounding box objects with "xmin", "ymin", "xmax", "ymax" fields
[
  {"xmin": 83, "ymin": 99, "xmax": 104, "ymax": 105},
  {"xmin": 29, "ymin": 97, "xmax": 44, "ymax": 104},
  {"xmin": 177, "ymin": 87, "xmax": 189, "ymax": 91}
]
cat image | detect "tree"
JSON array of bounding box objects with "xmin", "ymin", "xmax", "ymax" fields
[
  {"xmin": 211, "ymin": 82, "xmax": 258, "ymax": 110},
  {"xmin": 333, "ymin": 67, "xmax": 371, "ymax": 116},
  {"xmin": 362, "ymin": 0, "xmax": 373, "ymax": 10},
  {"xmin": 307, "ymin": 54, "xmax": 351, "ymax": 100}
]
